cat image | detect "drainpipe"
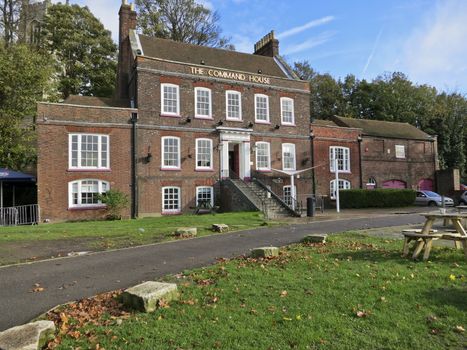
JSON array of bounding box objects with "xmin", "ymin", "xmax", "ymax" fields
[
  {"xmin": 357, "ymin": 136, "xmax": 363, "ymax": 189},
  {"xmin": 130, "ymin": 111, "xmax": 138, "ymax": 219},
  {"xmin": 310, "ymin": 133, "xmax": 316, "ymax": 195}
]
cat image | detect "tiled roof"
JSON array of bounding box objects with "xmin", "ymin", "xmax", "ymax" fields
[
  {"xmin": 138, "ymin": 35, "xmax": 292, "ymax": 79},
  {"xmin": 332, "ymin": 116, "xmax": 433, "ymax": 140},
  {"xmin": 311, "ymin": 119, "xmax": 337, "ymax": 127},
  {"xmin": 64, "ymin": 95, "xmax": 130, "ymax": 108}
]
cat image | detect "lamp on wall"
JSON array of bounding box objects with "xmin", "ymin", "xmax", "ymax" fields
[
  {"xmin": 217, "ymin": 120, "xmax": 224, "ymax": 126},
  {"xmin": 145, "ymin": 146, "xmax": 152, "ymax": 163},
  {"xmin": 274, "ymin": 124, "xmax": 280, "ymax": 129},
  {"xmin": 248, "ymin": 122, "xmax": 254, "ymax": 128},
  {"xmin": 186, "ymin": 117, "xmax": 192, "ymax": 123}
]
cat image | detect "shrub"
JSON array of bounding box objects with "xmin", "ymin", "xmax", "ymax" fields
[
  {"xmin": 339, "ymin": 189, "xmax": 416, "ymax": 208},
  {"xmin": 98, "ymin": 189, "xmax": 130, "ymax": 220}
]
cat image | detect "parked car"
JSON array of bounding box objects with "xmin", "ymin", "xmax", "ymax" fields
[
  {"xmin": 459, "ymin": 191, "xmax": 467, "ymax": 205},
  {"xmin": 414, "ymin": 191, "xmax": 454, "ymax": 207}
]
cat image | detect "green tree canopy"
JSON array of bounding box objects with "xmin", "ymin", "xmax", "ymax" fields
[
  {"xmin": 0, "ymin": 44, "xmax": 54, "ymax": 169},
  {"xmin": 136, "ymin": 0, "xmax": 234, "ymax": 49},
  {"xmin": 40, "ymin": 4, "xmax": 117, "ymax": 98}
]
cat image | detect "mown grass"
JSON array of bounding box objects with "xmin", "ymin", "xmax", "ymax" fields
[
  {"xmin": 53, "ymin": 233, "xmax": 466, "ymax": 350},
  {"xmin": 0, "ymin": 212, "xmax": 272, "ymax": 245}
]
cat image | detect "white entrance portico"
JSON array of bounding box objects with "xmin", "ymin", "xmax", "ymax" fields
[{"xmin": 217, "ymin": 127, "xmax": 252, "ymax": 180}]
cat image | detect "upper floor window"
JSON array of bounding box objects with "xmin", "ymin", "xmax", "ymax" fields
[
  {"xmin": 68, "ymin": 179, "xmax": 109, "ymax": 208},
  {"xmin": 255, "ymin": 142, "xmax": 271, "ymax": 171},
  {"xmin": 161, "ymin": 83, "xmax": 180, "ymax": 116},
  {"xmin": 282, "ymin": 143, "xmax": 296, "ymax": 171},
  {"xmin": 281, "ymin": 97, "xmax": 294, "ymax": 125},
  {"xmin": 162, "ymin": 186, "xmax": 181, "ymax": 213},
  {"xmin": 196, "ymin": 138, "xmax": 213, "ymax": 170},
  {"xmin": 195, "ymin": 87, "xmax": 212, "ymax": 119},
  {"xmin": 196, "ymin": 186, "xmax": 214, "ymax": 207},
  {"xmin": 69, "ymin": 134, "xmax": 109, "ymax": 170},
  {"xmin": 161, "ymin": 136, "xmax": 180, "ymax": 169},
  {"xmin": 226, "ymin": 90, "xmax": 242, "ymax": 120},
  {"xmin": 330, "ymin": 179, "xmax": 351, "ymax": 200},
  {"xmin": 329, "ymin": 146, "xmax": 350, "ymax": 173},
  {"xmin": 395, "ymin": 145, "xmax": 406, "ymax": 159},
  {"xmin": 255, "ymin": 94, "xmax": 269, "ymax": 123}
]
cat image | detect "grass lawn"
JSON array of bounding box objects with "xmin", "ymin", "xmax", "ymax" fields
[
  {"xmin": 0, "ymin": 212, "xmax": 276, "ymax": 265},
  {"xmin": 46, "ymin": 232, "xmax": 466, "ymax": 350}
]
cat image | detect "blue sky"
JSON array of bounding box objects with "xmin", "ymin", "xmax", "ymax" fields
[{"xmin": 57, "ymin": 0, "xmax": 467, "ymax": 93}]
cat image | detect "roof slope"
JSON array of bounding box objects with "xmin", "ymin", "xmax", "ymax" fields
[
  {"xmin": 138, "ymin": 35, "xmax": 290, "ymax": 79},
  {"xmin": 64, "ymin": 96, "xmax": 130, "ymax": 108},
  {"xmin": 332, "ymin": 116, "xmax": 432, "ymax": 140}
]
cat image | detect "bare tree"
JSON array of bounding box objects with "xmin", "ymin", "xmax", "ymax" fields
[
  {"xmin": 0, "ymin": 0, "xmax": 22, "ymax": 46},
  {"xmin": 136, "ymin": 0, "xmax": 234, "ymax": 49}
]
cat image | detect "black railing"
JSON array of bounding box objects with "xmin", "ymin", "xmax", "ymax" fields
[{"xmin": 251, "ymin": 171, "xmax": 302, "ymax": 216}]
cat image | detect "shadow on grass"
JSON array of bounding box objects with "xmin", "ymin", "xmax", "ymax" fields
[
  {"xmin": 423, "ymin": 287, "xmax": 467, "ymax": 311},
  {"xmin": 328, "ymin": 245, "xmax": 464, "ymax": 265}
]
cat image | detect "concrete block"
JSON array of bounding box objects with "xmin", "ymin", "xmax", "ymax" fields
[
  {"xmin": 0, "ymin": 320, "xmax": 55, "ymax": 350},
  {"xmin": 251, "ymin": 247, "xmax": 279, "ymax": 258},
  {"xmin": 121, "ymin": 281, "xmax": 178, "ymax": 313},
  {"xmin": 212, "ymin": 224, "xmax": 229, "ymax": 233},
  {"xmin": 302, "ymin": 234, "xmax": 327, "ymax": 244},
  {"xmin": 174, "ymin": 227, "xmax": 197, "ymax": 237}
]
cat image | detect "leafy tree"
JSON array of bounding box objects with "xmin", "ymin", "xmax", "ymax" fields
[
  {"xmin": 0, "ymin": 44, "xmax": 54, "ymax": 169},
  {"xmin": 40, "ymin": 4, "xmax": 117, "ymax": 98},
  {"xmin": 136, "ymin": 0, "xmax": 234, "ymax": 49},
  {"xmin": 0, "ymin": 0, "xmax": 21, "ymax": 46},
  {"xmin": 98, "ymin": 189, "xmax": 130, "ymax": 220}
]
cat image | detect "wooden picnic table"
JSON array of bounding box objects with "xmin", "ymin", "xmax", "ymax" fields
[{"xmin": 403, "ymin": 212, "xmax": 467, "ymax": 260}]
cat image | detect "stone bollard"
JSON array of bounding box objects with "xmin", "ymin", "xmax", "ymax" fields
[
  {"xmin": 174, "ymin": 227, "xmax": 197, "ymax": 237},
  {"xmin": 212, "ymin": 224, "xmax": 229, "ymax": 233},
  {"xmin": 121, "ymin": 281, "xmax": 178, "ymax": 313},
  {"xmin": 0, "ymin": 320, "xmax": 55, "ymax": 350},
  {"xmin": 251, "ymin": 247, "xmax": 279, "ymax": 258},
  {"xmin": 301, "ymin": 234, "xmax": 327, "ymax": 244}
]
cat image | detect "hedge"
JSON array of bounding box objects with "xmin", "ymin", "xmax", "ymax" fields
[{"xmin": 339, "ymin": 189, "xmax": 416, "ymax": 208}]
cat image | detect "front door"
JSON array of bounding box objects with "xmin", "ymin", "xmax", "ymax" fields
[{"xmin": 228, "ymin": 144, "xmax": 240, "ymax": 178}]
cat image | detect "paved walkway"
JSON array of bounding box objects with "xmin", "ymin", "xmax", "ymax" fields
[{"xmin": 0, "ymin": 213, "xmax": 424, "ymax": 331}]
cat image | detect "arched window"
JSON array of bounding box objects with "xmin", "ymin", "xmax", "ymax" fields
[{"xmin": 68, "ymin": 179, "xmax": 109, "ymax": 208}]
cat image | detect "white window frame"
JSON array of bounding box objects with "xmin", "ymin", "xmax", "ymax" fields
[
  {"xmin": 196, "ymin": 186, "xmax": 214, "ymax": 207},
  {"xmin": 283, "ymin": 185, "xmax": 297, "ymax": 206},
  {"xmin": 161, "ymin": 83, "xmax": 180, "ymax": 116},
  {"xmin": 280, "ymin": 97, "xmax": 295, "ymax": 125},
  {"xmin": 225, "ymin": 90, "xmax": 242, "ymax": 121},
  {"xmin": 329, "ymin": 146, "xmax": 350, "ymax": 173},
  {"xmin": 395, "ymin": 145, "xmax": 406, "ymax": 159},
  {"xmin": 68, "ymin": 134, "xmax": 110, "ymax": 170},
  {"xmin": 330, "ymin": 179, "xmax": 351, "ymax": 200},
  {"xmin": 68, "ymin": 179, "xmax": 109, "ymax": 208},
  {"xmin": 162, "ymin": 186, "xmax": 181, "ymax": 213},
  {"xmin": 161, "ymin": 136, "xmax": 181, "ymax": 169},
  {"xmin": 282, "ymin": 143, "xmax": 296, "ymax": 171},
  {"xmin": 195, "ymin": 138, "xmax": 213, "ymax": 170},
  {"xmin": 194, "ymin": 87, "xmax": 212, "ymax": 119},
  {"xmin": 255, "ymin": 141, "xmax": 271, "ymax": 171},
  {"xmin": 254, "ymin": 94, "xmax": 270, "ymax": 123}
]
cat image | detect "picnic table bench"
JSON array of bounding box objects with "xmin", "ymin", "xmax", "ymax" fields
[
  {"xmin": 402, "ymin": 212, "xmax": 467, "ymax": 260},
  {"xmin": 190, "ymin": 199, "xmax": 219, "ymax": 214}
]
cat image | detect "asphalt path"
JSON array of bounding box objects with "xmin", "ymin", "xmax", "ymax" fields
[{"xmin": 0, "ymin": 213, "xmax": 424, "ymax": 331}]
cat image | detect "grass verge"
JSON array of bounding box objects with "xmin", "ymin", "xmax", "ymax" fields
[{"xmin": 46, "ymin": 232, "xmax": 466, "ymax": 350}]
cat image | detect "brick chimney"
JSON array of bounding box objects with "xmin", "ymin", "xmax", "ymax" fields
[
  {"xmin": 117, "ymin": 0, "xmax": 137, "ymax": 100},
  {"xmin": 254, "ymin": 31, "xmax": 279, "ymax": 57}
]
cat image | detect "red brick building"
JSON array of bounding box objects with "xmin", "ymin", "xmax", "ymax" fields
[
  {"xmin": 37, "ymin": 3, "xmax": 312, "ymax": 221},
  {"xmin": 309, "ymin": 116, "xmax": 438, "ymax": 202}
]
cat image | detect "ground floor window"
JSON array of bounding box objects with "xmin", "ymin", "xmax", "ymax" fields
[
  {"xmin": 68, "ymin": 179, "xmax": 109, "ymax": 208},
  {"xmin": 196, "ymin": 186, "xmax": 214, "ymax": 207},
  {"xmin": 283, "ymin": 185, "xmax": 296, "ymax": 206},
  {"xmin": 162, "ymin": 186, "xmax": 181, "ymax": 213},
  {"xmin": 330, "ymin": 179, "xmax": 351, "ymax": 200}
]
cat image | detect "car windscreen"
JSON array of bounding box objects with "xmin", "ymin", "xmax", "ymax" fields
[{"xmin": 424, "ymin": 191, "xmax": 440, "ymax": 198}]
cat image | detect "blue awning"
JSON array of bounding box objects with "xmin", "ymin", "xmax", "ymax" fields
[{"xmin": 0, "ymin": 168, "xmax": 36, "ymax": 182}]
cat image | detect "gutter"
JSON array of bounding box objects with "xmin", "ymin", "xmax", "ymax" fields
[{"xmin": 130, "ymin": 111, "xmax": 138, "ymax": 218}]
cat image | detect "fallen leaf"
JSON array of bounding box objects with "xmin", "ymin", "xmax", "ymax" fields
[
  {"xmin": 280, "ymin": 290, "xmax": 288, "ymax": 297},
  {"xmin": 454, "ymin": 325, "xmax": 465, "ymax": 333},
  {"xmin": 356, "ymin": 311, "xmax": 368, "ymax": 318},
  {"xmin": 449, "ymin": 274, "xmax": 456, "ymax": 281}
]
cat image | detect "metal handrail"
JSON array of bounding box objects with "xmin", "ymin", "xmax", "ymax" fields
[{"xmin": 0, "ymin": 204, "xmax": 40, "ymax": 226}]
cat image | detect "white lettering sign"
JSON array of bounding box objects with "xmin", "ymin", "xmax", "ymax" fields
[{"xmin": 190, "ymin": 66, "xmax": 270, "ymax": 85}]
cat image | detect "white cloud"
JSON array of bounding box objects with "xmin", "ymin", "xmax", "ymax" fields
[
  {"xmin": 282, "ymin": 31, "xmax": 335, "ymax": 55},
  {"xmin": 403, "ymin": 0, "xmax": 467, "ymax": 91},
  {"xmin": 277, "ymin": 16, "xmax": 334, "ymax": 40}
]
